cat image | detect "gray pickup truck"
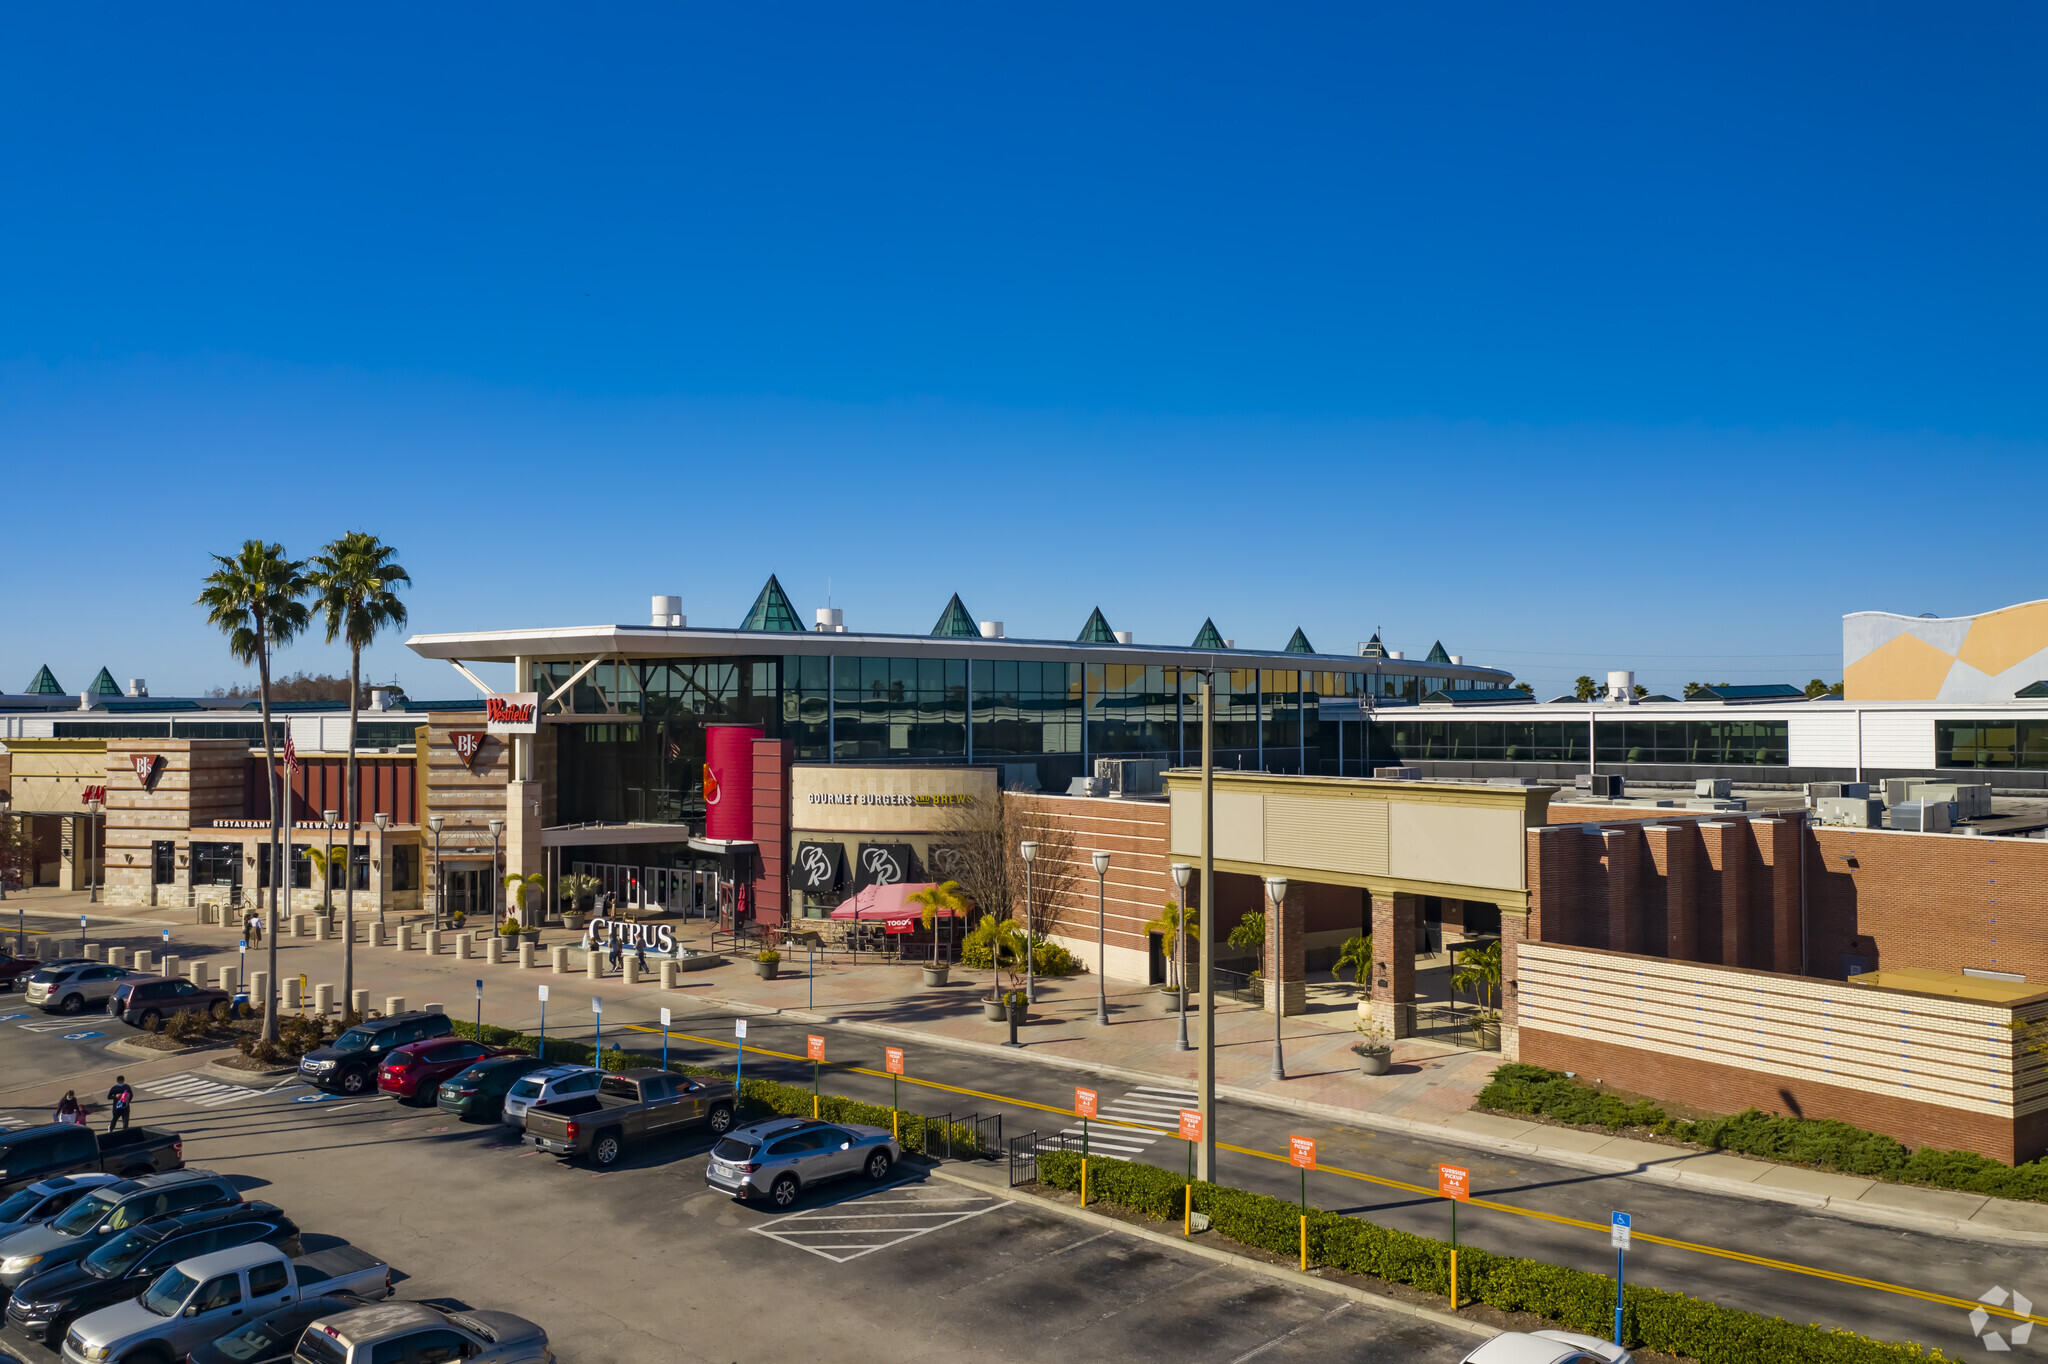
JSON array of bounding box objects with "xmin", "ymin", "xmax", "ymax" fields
[
  {"xmin": 521, "ymin": 1069, "xmax": 735, "ymax": 1167},
  {"xmin": 0, "ymin": 1124, "xmax": 183, "ymax": 1200}
]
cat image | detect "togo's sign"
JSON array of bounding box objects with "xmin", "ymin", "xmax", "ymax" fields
[
  {"xmin": 486, "ymin": 692, "xmax": 539, "ymax": 735},
  {"xmin": 581, "ymin": 917, "xmax": 678, "ymax": 956}
]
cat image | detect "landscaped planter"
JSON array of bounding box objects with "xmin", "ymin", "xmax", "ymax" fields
[
  {"xmin": 922, "ymin": 965, "xmax": 949, "ymax": 987},
  {"xmin": 519, "ymin": 931, "xmax": 541, "ymax": 947},
  {"xmin": 563, "ymin": 912, "xmax": 585, "ymax": 931},
  {"xmin": 1354, "ymin": 1044, "xmax": 1393, "ymax": 1076},
  {"xmin": 754, "ymin": 958, "xmax": 780, "ymax": 980},
  {"xmin": 1154, "ymin": 988, "xmax": 1194, "ymax": 1013},
  {"xmin": 982, "ymin": 998, "xmax": 1008, "ymax": 1022}
]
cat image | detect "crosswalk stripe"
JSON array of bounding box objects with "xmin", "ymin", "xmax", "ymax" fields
[{"xmin": 1130, "ymin": 1086, "xmax": 1199, "ymax": 1099}]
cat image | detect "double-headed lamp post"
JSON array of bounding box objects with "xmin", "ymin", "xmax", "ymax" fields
[
  {"xmin": 1092, "ymin": 850, "xmax": 1111, "ymax": 1026},
  {"xmin": 1265, "ymin": 874, "xmax": 1289, "ymax": 1081},
  {"xmin": 488, "ymin": 817, "xmax": 505, "ymax": 931},
  {"xmin": 372, "ymin": 812, "xmax": 390, "ymax": 924},
  {"xmin": 427, "ymin": 814, "xmax": 445, "ymax": 929},
  {"xmin": 1019, "ymin": 840, "xmax": 1038, "ymax": 1004},
  {"xmin": 1171, "ymin": 862, "xmax": 1194, "ymax": 1051},
  {"xmin": 322, "ymin": 809, "xmax": 338, "ymax": 918}
]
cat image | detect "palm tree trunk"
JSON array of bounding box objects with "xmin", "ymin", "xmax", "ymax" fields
[
  {"xmin": 343, "ymin": 650, "xmax": 359, "ymax": 1015},
  {"xmin": 257, "ymin": 631, "xmax": 279, "ymax": 1044}
]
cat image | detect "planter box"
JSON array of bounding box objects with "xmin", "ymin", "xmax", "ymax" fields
[
  {"xmin": 982, "ymin": 998, "xmax": 1008, "ymax": 1022},
  {"xmin": 1154, "ymin": 989, "xmax": 1195, "ymax": 1013},
  {"xmin": 753, "ymin": 959, "xmax": 780, "ymax": 980},
  {"xmin": 922, "ymin": 965, "xmax": 950, "ymax": 987},
  {"xmin": 1354, "ymin": 1044, "xmax": 1393, "ymax": 1076}
]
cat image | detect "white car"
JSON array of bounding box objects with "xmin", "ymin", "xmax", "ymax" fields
[
  {"xmin": 499, "ymin": 1065, "xmax": 601, "ymax": 1128},
  {"xmin": 1460, "ymin": 1331, "xmax": 1633, "ymax": 1364},
  {"xmin": 26, "ymin": 964, "xmax": 140, "ymax": 1016}
]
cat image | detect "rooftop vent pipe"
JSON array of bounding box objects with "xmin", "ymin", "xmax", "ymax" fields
[
  {"xmin": 651, "ymin": 595, "xmax": 685, "ymax": 628},
  {"xmin": 1607, "ymin": 670, "xmax": 1635, "ymax": 703},
  {"xmin": 816, "ymin": 607, "xmax": 846, "ymax": 633},
  {"xmin": 127, "ymin": 678, "xmax": 147, "ymax": 697},
  {"xmin": 1113, "ymin": 630, "xmax": 1134, "ymax": 644},
  {"xmin": 980, "ymin": 621, "xmax": 1004, "ymax": 638}
]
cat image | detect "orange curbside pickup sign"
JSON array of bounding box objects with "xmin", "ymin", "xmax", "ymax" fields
[
  {"xmin": 1438, "ymin": 1163, "xmax": 1470, "ymax": 1200},
  {"xmin": 1289, "ymin": 1136, "xmax": 1316, "ymax": 1169},
  {"xmin": 1178, "ymin": 1110, "xmax": 1202, "ymax": 1142},
  {"xmin": 1075, "ymin": 1087, "xmax": 1098, "ymax": 1119},
  {"xmin": 806, "ymin": 1035, "xmax": 825, "ymax": 1062},
  {"xmin": 884, "ymin": 1047, "xmax": 904, "ymax": 1075}
]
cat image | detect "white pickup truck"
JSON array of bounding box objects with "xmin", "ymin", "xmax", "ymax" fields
[{"xmin": 61, "ymin": 1240, "xmax": 390, "ymax": 1364}]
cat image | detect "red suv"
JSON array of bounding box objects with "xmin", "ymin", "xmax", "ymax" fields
[{"xmin": 377, "ymin": 1038, "xmax": 524, "ymax": 1102}]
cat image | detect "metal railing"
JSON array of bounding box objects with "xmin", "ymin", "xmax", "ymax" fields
[{"xmin": 1008, "ymin": 1132, "xmax": 1038, "ymax": 1186}]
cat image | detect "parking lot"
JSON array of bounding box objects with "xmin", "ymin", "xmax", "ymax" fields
[{"xmin": 0, "ymin": 1034, "xmax": 1477, "ymax": 1364}]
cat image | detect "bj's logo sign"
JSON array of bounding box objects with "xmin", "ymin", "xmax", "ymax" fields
[
  {"xmin": 131, "ymin": 754, "xmax": 165, "ymax": 790},
  {"xmin": 485, "ymin": 692, "xmax": 539, "ymax": 735},
  {"xmin": 451, "ymin": 731, "xmax": 488, "ymax": 767}
]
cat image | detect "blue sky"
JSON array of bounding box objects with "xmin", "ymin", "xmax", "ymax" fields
[{"xmin": 3, "ymin": 4, "xmax": 2043, "ymax": 699}]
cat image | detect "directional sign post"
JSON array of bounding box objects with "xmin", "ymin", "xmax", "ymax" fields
[
  {"xmin": 659, "ymin": 1007, "xmax": 671, "ymax": 1071},
  {"xmin": 537, "ymin": 984, "xmax": 549, "ymax": 1060},
  {"xmin": 1438, "ymin": 1164, "xmax": 1470, "ymax": 1311},
  {"xmin": 735, "ymin": 1017, "xmax": 747, "ymax": 1089},
  {"xmin": 1178, "ymin": 1110, "xmax": 1202, "ymax": 1234},
  {"xmin": 1075, "ymin": 1088, "xmax": 1099, "ymax": 1205},
  {"xmin": 474, "ymin": 979, "xmax": 483, "ymax": 1038},
  {"xmin": 806, "ymin": 1034, "xmax": 825, "ymax": 1116},
  {"xmin": 1611, "ymin": 1211, "xmax": 1632, "ymax": 1345},
  {"xmin": 592, "ymin": 994, "xmax": 603, "ymax": 1056},
  {"xmin": 1289, "ymin": 1137, "xmax": 1316, "ymax": 1269},
  {"xmin": 885, "ymin": 1046, "xmax": 904, "ymax": 1134}
]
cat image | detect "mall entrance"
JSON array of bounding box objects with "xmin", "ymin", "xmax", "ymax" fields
[
  {"xmin": 439, "ymin": 864, "xmax": 492, "ymax": 927},
  {"xmin": 570, "ymin": 861, "xmax": 719, "ymax": 918}
]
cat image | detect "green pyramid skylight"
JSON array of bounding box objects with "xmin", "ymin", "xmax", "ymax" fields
[
  {"xmin": 88, "ymin": 667, "xmax": 122, "ymax": 696},
  {"xmin": 742, "ymin": 575, "xmax": 803, "ymax": 632},
  {"xmin": 1077, "ymin": 607, "xmax": 1117, "ymax": 643},
  {"xmin": 1358, "ymin": 634, "xmax": 1387, "ymax": 659},
  {"xmin": 1425, "ymin": 640, "xmax": 1452, "ymax": 665},
  {"xmin": 24, "ymin": 664, "xmax": 64, "ymax": 695},
  {"xmin": 1284, "ymin": 628, "xmax": 1314, "ymax": 654},
  {"xmin": 1192, "ymin": 619, "xmax": 1227, "ymax": 649},
  {"xmin": 931, "ymin": 594, "xmax": 979, "ymax": 638}
]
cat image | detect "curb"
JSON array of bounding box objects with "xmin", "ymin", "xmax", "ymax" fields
[
  {"xmin": 196, "ymin": 1059, "xmax": 296, "ymax": 1086},
  {"xmin": 924, "ymin": 1163, "xmax": 1496, "ymax": 1342},
  {"xmin": 668, "ymin": 987, "xmax": 2048, "ymax": 1249},
  {"xmin": 105, "ymin": 1036, "xmax": 221, "ymax": 1063}
]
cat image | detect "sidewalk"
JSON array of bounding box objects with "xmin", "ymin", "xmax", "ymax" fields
[{"xmin": 51, "ymin": 905, "xmax": 2048, "ymax": 1246}]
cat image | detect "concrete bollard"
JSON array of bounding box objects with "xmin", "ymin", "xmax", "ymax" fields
[
  {"xmin": 283, "ymin": 976, "xmax": 302, "ymax": 1009},
  {"xmin": 396, "ymin": 925, "xmax": 413, "ymax": 952},
  {"xmin": 133, "ymin": 950, "xmax": 153, "ymax": 973},
  {"xmin": 424, "ymin": 929, "xmax": 441, "ymax": 956},
  {"xmin": 518, "ymin": 941, "xmax": 536, "ymax": 969},
  {"xmin": 456, "ymin": 934, "xmax": 472, "ymax": 961},
  {"xmin": 370, "ymin": 923, "xmax": 387, "ymax": 947},
  {"xmin": 36, "ymin": 938, "xmax": 54, "ymax": 960},
  {"xmin": 194, "ymin": 906, "xmax": 209, "ymax": 925},
  {"xmin": 486, "ymin": 937, "xmax": 504, "ymax": 965},
  {"xmin": 350, "ymin": 989, "xmax": 368, "ymax": 1018},
  {"xmin": 385, "ymin": 996, "xmax": 406, "ymax": 1017},
  {"xmin": 660, "ymin": 960, "xmax": 679, "ymax": 990},
  {"xmin": 85, "ymin": 944, "xmax": 103, "ymax": 962},
  {"xmin": 624, "ymin": 958, "xmax": 640, "ymax": 986},
  {"xmin": 550, "ymin": 945, "xmax": 569, "ymax": 974},
  {"xmin": 160, "ymin": 955, "xmax": 181, "ymax": 982},
  {"xmin": 586, "ymin": 951, "xmax": 601, "ymax": 981},
  {"xmin": 187, "ymin": 960, "xmax": 207, "ymax": 988},
  {"xmin": 251, "ymin": 971, "xmax": 270, "ymax": 1008},
  {"xmin": 315, "ymin": 917, "xmax": 332, "ymax": 941},
  {"xmin": 219, "ymin": 965, "xmax": 239, "ymax": 997},
  {"xmin": 108, "ymin": 947, "xmax": 129, "ymax": 968},
  {"xmin": 315, "ymin": 983, "xmax": 335, "ymax": 1014},
  {"xmin": 424, "ymin": 1002, "xmax": 444, "ymax": 1015},
  {"xmin": 294, "ymin": 914, "xmax": 311, "ymax": 938}
]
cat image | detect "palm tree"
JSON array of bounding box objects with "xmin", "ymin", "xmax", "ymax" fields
[
  {"xmin": 962, "ymin": 912, "xmax": 1027, "ymax": 999},
  {"xmin": 307, "ymin": 533, "xmax": 410, "ymax": 1016},
  {"xmin": 1144, "ymin": 900, "xmax": 1199, "ymax": 991},
  {"xmin": 1332, "ymin": 933, "xmax": 1372, "ymax": 994},
  {"xmin": 905, "ymin": 880, "xmax": 971, "ymax": 970},
  {"xmin": 503, "ymin": 872, "xmax": 543, "ymax": 930},
  {"xmin": 197, "ymin": 542, "xmax": 309, "ymax": 1043}
]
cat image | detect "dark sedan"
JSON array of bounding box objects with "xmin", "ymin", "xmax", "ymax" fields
[
  {"xmin": 109, "ymin": 976, "xmax": 234, "ymax": 1029},
  {"xmin": 436, "ymin": 1055, "xmax": 553, "ymax": 1122},
  {"xmin": 185, "ymin": 1291, "xmax": 372, "ymax": 1364},
  {"xmin": 377, "ymin": 1038, "xmax": 525, "ymax": 1102}
]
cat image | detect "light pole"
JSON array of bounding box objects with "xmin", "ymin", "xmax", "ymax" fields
[
  {"xmin": 0, "ymin": 789, "xmax": 11, "ymax": 904},
  {"xmin": 1091, "ymin": 850, "xmax": 1110, "ymax": 1026},
  {"xmin": 1198, "ymin": 672, "xmax": 1217, "ymax": 1182},
  {"xmin": 373, "ymin": 812, "xmax": 389, "ymax": 923},
  {"xmin": 1171, "ymin": 861, "xmax": 1193, "ymax": 1051},
  {"xmin": 1019, "ymin": 841, "xmax": 1038, "ymax": 1004},
  {"xmin": 428, "ymin": 814, "xmax": 444, "ymax": 930},
  {"xmin": 488, "ymin": 818, "xmax": 505, "ymax": 932},
  {"xmin": 322, "ymin": 809, "xmax": 337, "ymax": 919},
  {"xmin": 1265, "ymin": 874, "xmax": 1289, "ymax": 1081},
  {"xmin": 88, "ymin": 798, "xmax": 103, "ymax": 904}
]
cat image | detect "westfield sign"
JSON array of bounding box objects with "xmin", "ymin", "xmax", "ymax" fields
[{"xmin": 485, "ymin": 692, "xmax": 539, "ymax": 735}]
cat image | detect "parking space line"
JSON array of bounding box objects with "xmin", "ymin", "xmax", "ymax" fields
[{"xmin": 751, "ymin": 1188, "xmax": 1009, "ymax": 1263}]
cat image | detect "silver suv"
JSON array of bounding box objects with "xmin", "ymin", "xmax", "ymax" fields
[
  {"xmin": 706, "ymin": 1118, "xmax": 900, "ymax": 1208},
  {"xmin": 499, "ymin": 1065, "xmax": 600, "ymax": 1128},
  {"xmin": 25, "ymin": 963, "xmax": 139, "ymax": 1015}
]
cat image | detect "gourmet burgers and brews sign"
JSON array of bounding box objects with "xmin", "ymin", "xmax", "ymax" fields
[{"xmin": 790, "ymin": 765, "xmax": 999, "ymax": 835}]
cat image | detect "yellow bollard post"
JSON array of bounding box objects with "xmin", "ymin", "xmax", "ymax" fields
[
  {"xmin": 1184, "ymin": 1185, "xmax": 1191, "ymax": 1237},
  {"xmin": 1081, "ymin": 1158, "xmax": 1089, "ymax": 1208},
  {"xmin": 813, "ymin": 1094, "xmax": 818, "ymax": 1119},
  {"xmin": 1300, "ymin": 1215, "xmax": 1308, "ymax": 1271},
  {"xmin": 1450, "ymin": 1249, "xmax": 1459, "ymax": 1311},
  {"xmin": 892, "ymin": 1110, "xmax": 899, "ymax": 1139}
]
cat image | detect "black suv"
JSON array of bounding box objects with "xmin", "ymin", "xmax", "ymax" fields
[
  {"xmin": 111, "ymin": 976, "xmax": 235, "ymax": 1029},
  {"xmin": 0, "ymin": 1170, "xmax": 240, "ymax": 1304},
  {"xmin": 298, "ymin": 1011, "xmax": 455, "ymax": 1095},
  {"xmin": 4, "ymin": 1201, "xmax": 300, "ymax": 1346}
]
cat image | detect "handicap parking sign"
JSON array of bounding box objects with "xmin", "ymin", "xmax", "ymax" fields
[{"xmin": 62, "ymin": 1031, "xmax": 105, "ymax": 1042}]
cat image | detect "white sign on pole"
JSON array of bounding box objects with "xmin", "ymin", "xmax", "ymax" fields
[
  {"xmin": 1610, "ymin": 1211, "xmax": 1631, "ymax": 1250},
  {"xmin": 591, "ymin": 996, "xmax": 603, "ymax": 1016},
  {"xmin": 475, "ymin": 979, "xmax": 483, "ymax": 1000},
  {"xmin": 538, "ymin": 985, "xmax": 549, "ymax": 1002},
  {"xmin": 660, "ymin": 1007, "xmax": 672, "ymax": 1028},
  {"xmin": 735, "ymin": 1018, "xmax": 748, "ymax": 1039}
]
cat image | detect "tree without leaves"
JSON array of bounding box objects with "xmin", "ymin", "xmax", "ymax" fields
[
  {"xmin": 197, "ymin": 540, "xmax": 310, "ymax": 1044},
  {"xmin": 307, "ymin": 533, "xmax": 410, "ymax": 1014},
  {"xmin": 935, "ymin": 795, "xmax": 1083, "ymax": 978}
]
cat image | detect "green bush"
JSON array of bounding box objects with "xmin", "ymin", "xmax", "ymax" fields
[
  {"xmin": 1035, "ymin": 1152, "xmax": 1952, "ymax": 1363},
  {"xmin": 1479, "ymin": 1063, "xmax": 2048, "ymax": 1204}
]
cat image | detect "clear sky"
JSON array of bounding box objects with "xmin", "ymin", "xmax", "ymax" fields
[{"xmin": 3, "ymin": 4, "xmax": 2043, "ymax": 700}]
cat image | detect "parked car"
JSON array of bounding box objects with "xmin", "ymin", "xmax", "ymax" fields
[
  {"xmin": 4, "ymin": 1200, "xmax": 300, "ymax": 1346},
  {"xmin": 523, "ymin": 1069, "xmax": 736, "ymax": 1167},
  {"xmin": 23, "ymin": 963, "xmax": 142, "ymax": 1015},
  {"xmin": 705, "ymin": 1116, "xmax": 899, "ymax": 1209},
  {"xmin": 1, "ymin": 956, "xmax": 86, "ymax": 993},
  {"xmin": 110, "ymin": 977, "xmax": 234, "ymax": 1029},
  {"xmin": 64, "ymin": 1239, "xmax": 391, "ymax": 1364},
  {"xmin": 1460, "ymin": 1332, "xmax": 1634, "ymax": 1363},
  {"xmin": 298, "ymin": 1012, "xmax": 455, "ymax": 1096},
  {"xmin": 0, "ymin": 1176, "xmax": 121, "ymax": 1241},
  {"xmin": 290, "ymin": 1300, "xmax": 551, "ymax": 1364},
  {"xmin": 377, "ymin": 1039, "xmax": 524, "ymax": 1103},
  {"xmin": 498, "ymin": 1065, "xmax": 600, "ymax": 1129},
  {"xmin": 0, "ymin": 1170, "xmax": 235, "ymax": 1306},
  {"xmin": 0, "ymin": 1123, "xmax": 183, "ymax": 1199},
  {"xmin": 435, "ymin": 1056, "xmax": 553, "ymax": 1123},
  {"xmin": 186, "ymin": 1292, "xmax": 375, "ymax": 1364}
]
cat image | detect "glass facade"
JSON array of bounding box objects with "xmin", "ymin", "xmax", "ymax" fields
[
  {"xmin": 1377, "ymin": 718, "xmax": 1592, "ymax": 764},
  {"xmin": 1594, "ymin": 720, "xmax": 1789, "ymax": 766},
  {"xmin": 1938, "ymin": 720, "xmax": 2048, "ymax": 769},
  {"xmin": 969, "ymin": 659, "xmax": 1082, "ymax": 758}
]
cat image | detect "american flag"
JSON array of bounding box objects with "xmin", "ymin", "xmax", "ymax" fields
[
  {"xmin": 282, "ymin": 733, "xmax": 300, "ymax": 775},
  {"xmin": 667, "ymin": 738, "xmax": 681, "ymax": 763}
]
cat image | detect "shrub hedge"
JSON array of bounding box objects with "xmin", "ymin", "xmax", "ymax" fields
[
  {"xmin": 1035, "ymin": 1151, "xmax": 1952, "ymax": 1363},
  {"xmin": 1479, "ymin": 1063, "xmax": 2048, "ymax": 1203},
  {"xmin": 446, "ymin": 1019, "xmax": 989, "ymax": 1156}
]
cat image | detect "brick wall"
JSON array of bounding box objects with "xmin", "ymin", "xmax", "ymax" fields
[
  {"xmin": 1005, "ymin": 793, "xmax": 1171, "ymax": 981},
  {"xmin": 751, "ymin": 739, "xmax": 793, "ymax": 925}
]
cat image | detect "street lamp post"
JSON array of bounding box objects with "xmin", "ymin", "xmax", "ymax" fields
[
  {"xmin": 1265, "ymin": 874, "xmax": 1289, "ymax": 1081},
  {"xmin": 372, "ymin": 813, "xmax": 389, "ymax": 923},
  {"xmin": 322, "ymin": 809, "xmax": 337, "ymax": 920},
  {"xmin": 0, "ymin": 789, "xmax": 11, "ymax": 905},
  {"xmin": 1171, "ymin": 862, "xmax": 1193, "ymax": 1051},
  {"xmin": 488, "ymin": 818, "xmax": 505, "ymax": 932},
  {"xmin": 427, "ymin": 815, "xmax": 445, "ymax": 930},
  {"xmin": 1019, "ymin": 841, "xmax": 1038, "ymax": 1005},
  {"xmin": 88, "ymin": 798, "xmax": 103, "ymax": 904},
  {"xmin": 1091, "ymin": 850, "xmax": 1110, "ymax": 1026},
  {"xmin": 1198, "ymin": 672, "xmax": 1217, "ymax": 1182}
]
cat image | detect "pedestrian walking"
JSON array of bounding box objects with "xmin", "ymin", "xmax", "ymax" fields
[
  {"xmin": 53, "ymin": 1091, "xmax": 81, "ymax": 1125},
  {"xmin": 106, "ymin": 1076, "xmax": 133, "ymax": 1133},
  {"xmin": 634, "ymin": 940, "xmax": 648, "ymax": 974},
  {"xmin": 246, "ymin": 912, "xmax": 263, "ymax": 946},
  {"xmin": 608, "ymin": 934, "xmax": 623, "ymax": 973}
]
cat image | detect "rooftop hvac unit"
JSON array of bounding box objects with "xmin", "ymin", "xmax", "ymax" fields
[
  {"xmin": 1891, "ymin": 800, "xmax": 1951, "ymax": 833},
  {"xmin": 651, "ymin": 595, "xmax": 684, "ymax": 627},
  {"xmin": 1883, "ymin": 778, "xmax": 1921, "ymax": 807},
  {"xmin": 1686, "ymin": 797, "xmax": 1747, "ymax": 812},
  {"xmin": 1815, "ymin": 796, "xmax": 1882, "ymax": 828},
  {"xmin": 980, "ymin": 621, "xmax": 1005, "ymax": 639},
  {"xmin": 1805, "ymin": 782, "xmax": 1870, "ymax": 801},
  {"xmin": 1094, "ymin": 758, "xmax": 1165, "ymax": 796},
  {"xmin": 1695, "ymin": 779, "xmax": 1732, "ymax": 799},
  {"xmin": 1575, "ymin": 773, "xmax": 1624, "ymax": 798},
  {"xmin": 996, "ymin": 762, "xmax": 1040, "ymax": 792},
  {"xmin": 1486, "ymin": 776, "xmax": 1544, "ymax": 786},
  {"xmin": 1908, "ymin": 782, "xmax": 1992, "ymax": 820},
  {"xmin": 1066, "ymin": 776, "xmax": 1109, "ymax": 798},
  {"xmin": 1373, "ymin": 766, "xmax": 1418, "ymax": 781}
]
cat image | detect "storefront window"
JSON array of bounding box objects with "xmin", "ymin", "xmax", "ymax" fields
[
  {"xmin": 1936, "ymin": 720, "xmax": 2048, "ymax": 769},
  {"xmin": 970, "ymin": 659, "xmax": 1081, "ymax": 757},
  {"xmin": 1087, "ymin": 664, "xmax": 1176, "ymax": 757},
  {"xmin": 190, "ymin": 842, "xmax": 240, "ymax": 887}
]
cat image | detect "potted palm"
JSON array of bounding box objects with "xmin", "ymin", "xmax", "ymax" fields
[
  {"xmin": 906, "ymin": 881, "xmax": 969, "ymax": 987},
  {"xmin": 1353, "ymin": 1017, "xmax": 1394, "ymax": 1075},
  {"xmin": 1145, "ymin": 899, "xmax": 1198, "ymax": 1012},
  {"xmin": 962, "ymin": 912, "xmax": 1026, "ymax": 1021},
  {"xmin": 1451, "ymin": 940, "xmax": 1504, "ymax": 1051},
  {"xmin": 504, "ymin": 872, "xmax": 543, "ymax": 940},
  {"xmin": 559, "ymin": 873, "xmax": 599, "ymax": 930},
  {"xmin": 754, "ymin": 949, "xmax": 781, "ymax": 980},
  {"xmin": 1333, "ymin": 932, "xmax": 1372, "ymax": 1017}
]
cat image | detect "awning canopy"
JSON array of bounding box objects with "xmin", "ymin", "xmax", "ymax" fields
[{"xmin": 827, "ymin": 882, "xmax": 963, "ymax": 923}]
